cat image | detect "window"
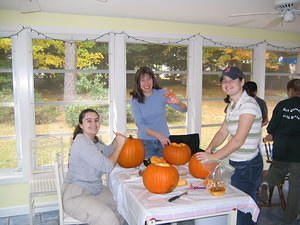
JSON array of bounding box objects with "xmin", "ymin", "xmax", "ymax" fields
[
  {"xmin": 126, "ymin": 43, "xmax": 188, "ymax": 136},
  {"xmin": 0, "ymin": 38, "xmax": 19, "ymax": 173},
  {"xmin": 32, "ymin": 39, "xmax": 110, "ymax": 159},
  {"xmin": 264, "ymin": 50, "xmax": 300, "ymax": 136}
]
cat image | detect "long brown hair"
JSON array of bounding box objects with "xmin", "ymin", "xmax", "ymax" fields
[
  {"xmin": 130, "ymin": 67, "xmax": 161, "ymax": 103},
  {"xmin": 72, "ymin": 108, "xmax": 100, "ymax": 140}
]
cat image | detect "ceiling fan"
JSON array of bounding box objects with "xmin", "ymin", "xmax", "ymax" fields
[{"xmin": 230, "ymin": 0, "xmax": 300, "ymax": 27}]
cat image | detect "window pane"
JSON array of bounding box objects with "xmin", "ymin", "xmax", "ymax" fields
[
  {"xmin": 0, "ymin": 139, "xmax": 17, "ymax": 169},
  {"xmin": 265, "ymin": 50, "xmax": 300, "ymax": 115},
  {"xmin": 0, "ymin": 73, "xmax": 13, "ymax": 102},
  {"xmin": 126, "ymin": 43, "xmax": 188, "ymax": 135},
  {"xmin": 0, "ymin": 106, "xmax": 15, "ymax": 136},
  {"xmin": 0, "ymin": 38, "xmax": 17, "ymax": 171},
  {"xmin": 34, "ymin": 72, "xmax": 109, "ymax": 102},
  {"xmin": 0, "ymin": 38, "xmax": 12, "ymax": 68}
]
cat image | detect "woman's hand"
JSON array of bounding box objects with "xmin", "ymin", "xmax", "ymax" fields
[
  {"xmin": 115, "ymin": 134, "xmax": 126, "ymax": 147},
  {"xmin": 195, "ymin": 151, "xmax": 216, "ymax": 161},
  {"xmin": 157, "ymin": 133, "xmax": 171, "ymax": 147},
  {"xmin": 163, "ymin": 90, "xmax": 181, "ymax": 104},
  {"xmin": 264, "ymin": 134, "xmax": 273, "ymax": 142}
]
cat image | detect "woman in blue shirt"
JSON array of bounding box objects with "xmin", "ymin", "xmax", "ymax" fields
[{"xmin": 130, "ymin": 67, "xmax": 187, "ymax": 158}]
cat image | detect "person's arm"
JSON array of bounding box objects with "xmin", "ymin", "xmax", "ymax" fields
[
  {"xmin": 145, "ymin": 128, "xmax": 170, "ymax": 147},
  {"xmin": 205, "ymin": 119, "xmax": 229, "ymax": 153},
  {"xmin": 261, "ymin": 100, "xmax": 269, "ymax": 126},
  {"xmin": 197, "ymin": 113, "xmax": 255, "ymax": 160},
  {"xmin": 108, "ymin": 134, "xmax": 126, "ymax": 165},
  {"xmin": 261, "ymin": 114, "xmax": 269, "ymax": 127}
]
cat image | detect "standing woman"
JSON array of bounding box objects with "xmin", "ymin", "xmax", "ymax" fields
[
  {"xmin": 63, "ymin": 108, "xmax": 126, "ymax": 225},
  {"xmin": 130, "ymin": 67, "xmax": 187, "ymax": 158},
  {"xmin": 196, "ymin": 67, "xmax": 263, "ymax": 225}
]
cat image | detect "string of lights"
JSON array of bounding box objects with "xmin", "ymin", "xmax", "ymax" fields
[{"xmin": 2, "ymin": 26, "xmax": 300, "ymax": 51}]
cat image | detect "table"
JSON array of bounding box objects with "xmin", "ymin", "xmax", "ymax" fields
[{"xmin": 109, "ymin": 164, "xmax": 260, "ymax": 225}]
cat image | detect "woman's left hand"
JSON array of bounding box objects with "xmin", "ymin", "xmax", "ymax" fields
[{"xmin": 163, "ymin": 90, "xmax": 181, "ymax": 104}]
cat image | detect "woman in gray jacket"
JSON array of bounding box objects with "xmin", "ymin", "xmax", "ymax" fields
[{"xmin": 63, "ymin": 108, "xmax": 126, "ymax": 225}]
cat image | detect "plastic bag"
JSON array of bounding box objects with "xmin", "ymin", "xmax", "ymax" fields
[{"xmin": 201, "ymin": 159, "xmax": 235, "ymax": 189}]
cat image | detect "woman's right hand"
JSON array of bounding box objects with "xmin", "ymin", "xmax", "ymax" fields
[
  {"xmin": 157, "ymin": 134, "xmax": 171, "ymax": 147},
  {"xmin": 115, "ymin": 134, "xmax": 126, "ymax": 147}
]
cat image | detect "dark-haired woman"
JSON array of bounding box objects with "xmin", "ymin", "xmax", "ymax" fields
[
  {"xmin": 130, "ymin": 67, "xmax": 187, "ymax": 158},
  {"xmin": 196, "ymin": 67, "xmax": 263, "ymax": 225},
  {"xmin": 63, "ymin": 108, "xmax": 126, "ymax": 225}
]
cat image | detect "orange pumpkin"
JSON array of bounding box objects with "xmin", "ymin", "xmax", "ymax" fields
[
  {"xmin": 163, "ymin": 142, "xmax": 191, "ymax": 165},
  {"xmin": 117, "ymin": 135, "xmax": 145, "ymax": 168},
  {"xmin": 188, "ymin": 154, "xmax": 209, "ymax": 179},
  {"xmin": 150, "ymin": 156, "xmax": 167, "ymax": 164},
  {"xmin": 142, "ymin": 163, "xmax": 179, "ymax": 194}
]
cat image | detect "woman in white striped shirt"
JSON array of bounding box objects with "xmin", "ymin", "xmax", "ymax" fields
[{"xmin": 196, "ymin": 67, "xmax": 263, "ymax": 225}]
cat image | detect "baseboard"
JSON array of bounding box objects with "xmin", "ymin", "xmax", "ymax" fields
[{"xmin": 0, "ymin": 202, "xmax": 58, "ymax": 218}]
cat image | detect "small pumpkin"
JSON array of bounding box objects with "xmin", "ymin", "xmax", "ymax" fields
[
  {"xmin": 188, "ymin": 154, "xmax": 209, "ymax": 179},
  {"xmin": 117, "ymin": 135, "xmax": 145, "ymax": 168},
  {"xmin": 163, "ymin": 142, "xmax": 191, "ymax": 165},
  {"xmin": 142, "ymin": 163, "xmax": 179, "ymax": 194}
]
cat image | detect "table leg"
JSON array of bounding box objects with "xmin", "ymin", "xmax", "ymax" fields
[{"xmin": 227, "ymin": 209, "xmax": 237, "ymax": 225}]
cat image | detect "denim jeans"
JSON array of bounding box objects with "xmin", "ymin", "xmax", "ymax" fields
[
  {"xmin": 230, "ymin": 153, "xmax": 263, "ymax": 225},
  {"xmin": 142, "ymin": 139, "xmax": 164, "ymax": 159}
]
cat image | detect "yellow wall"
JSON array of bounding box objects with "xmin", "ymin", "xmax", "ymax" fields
[
  {"xmin": 0, "ymin": 9, "xmax": 298, "ymax": 212},
  {"xmin": 0, "ymin": 183, "xmax": 29, "ymax": 207},
  {"xmin": 1, "ymin": 10, "xmax": 300, "ymax": 43}
]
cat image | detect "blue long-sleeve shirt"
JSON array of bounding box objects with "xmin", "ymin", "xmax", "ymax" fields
[{"xmin": 131, "ymin": 89, "xmax": 187, "ymax": 140}]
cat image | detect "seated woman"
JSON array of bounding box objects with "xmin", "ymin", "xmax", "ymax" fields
[{"xmin": 63, "ymin": 108, "xmax": 126, "ymax": 225}]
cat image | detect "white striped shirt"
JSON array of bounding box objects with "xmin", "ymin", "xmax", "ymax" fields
[{"xmin": 226, "ymin": 91, "xmax": 262, "ymax": 162}]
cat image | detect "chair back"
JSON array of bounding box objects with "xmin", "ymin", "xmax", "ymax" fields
[
  {"xmin": 169, "ymin": 133, "xmax": 202, "ymax": 155},
  {"xmin": 263, "ymin": 138, "xmax": 273, "ymax": 164},
  {"xmin": 31, "ymin": 136, "xmax": 64, "ymax": 174},
  {"xmin": 54, "ymin": 153, "xmax": 65, "ymax": 225}
]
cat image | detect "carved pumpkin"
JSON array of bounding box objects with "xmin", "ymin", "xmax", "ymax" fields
[
  {"xmin": 117, "ymin": 135, "xmax": 145, "ymax": 168},
  {"xmin": 188, "ymin": 154, "xmax": 209, "ymax": 179},
  {"xmin": 150, "ymin": 156, "xmax": 167, "ymax": 164},
  {"xmin": 142, "ymin": 163, "xmax": 179, "ymax": 194},
  {"xmin": 163, "ymin": 142, "xmax": 191, "ymax": 165}
]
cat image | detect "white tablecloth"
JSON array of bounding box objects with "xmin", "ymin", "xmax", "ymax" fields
[{"xmin": 109, "ymin": 165, "xmax": 260, "ymax": 225}]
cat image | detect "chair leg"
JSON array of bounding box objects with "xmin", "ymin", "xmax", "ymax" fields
[
  {"xmin": 29, "ymin": 194, "xmax": 34, "ymax": 225},
  {"xmin": 268, "ymin": 186, "xmax": 275, "ymax": 206},
  {"xmin": 277, "ymin": 183, "xmax": 286, "ymax": 210}
]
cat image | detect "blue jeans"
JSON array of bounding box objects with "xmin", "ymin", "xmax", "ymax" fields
[
  {"xmin": 230, "ymin": 153, "xmax": 263, "ymax": 225},
  {"xmin": 142, "ymin": 139, "xmax": 164, "ymax": 159}
]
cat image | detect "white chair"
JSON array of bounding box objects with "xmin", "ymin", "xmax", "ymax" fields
[
  {"xmin": 29, "ymin": 135, "xmax": 64, "ymax": 225},
  {"xmin": 54, "ymin": 153, "xmax": 86, "ymax": 225}
]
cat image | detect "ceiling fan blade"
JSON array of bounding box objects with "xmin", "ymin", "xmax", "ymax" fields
[
  {"xmin": 230, "ymin": 11, "xmax": 280, "ymax": 17},
  {"xmin": 263, "ymin": 17, "xmax": 283, "ymax": 28},
  {"xmin": 18, "ymin": 0, "xmax": 41, "ymax": 13}
]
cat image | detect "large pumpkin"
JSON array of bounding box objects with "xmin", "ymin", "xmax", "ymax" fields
[
  {"xmin": 163, "ymin": 142, "xmax": 191, "ymax": 165},
  {"xmin": 142, "ymin": 163, "xmax": 179, "ymax": 194},
  {"xmin": 188, "ymin": 154, "xmax": 209, "ymax": 179},
  {"xmin": 117, "ymin": 135, "xmax": 145, "ymax": 168}
]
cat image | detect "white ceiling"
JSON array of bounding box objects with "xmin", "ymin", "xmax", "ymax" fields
[{"xmin": 1, "ymin": 0, "xmax": 300, "ymax": 34}]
